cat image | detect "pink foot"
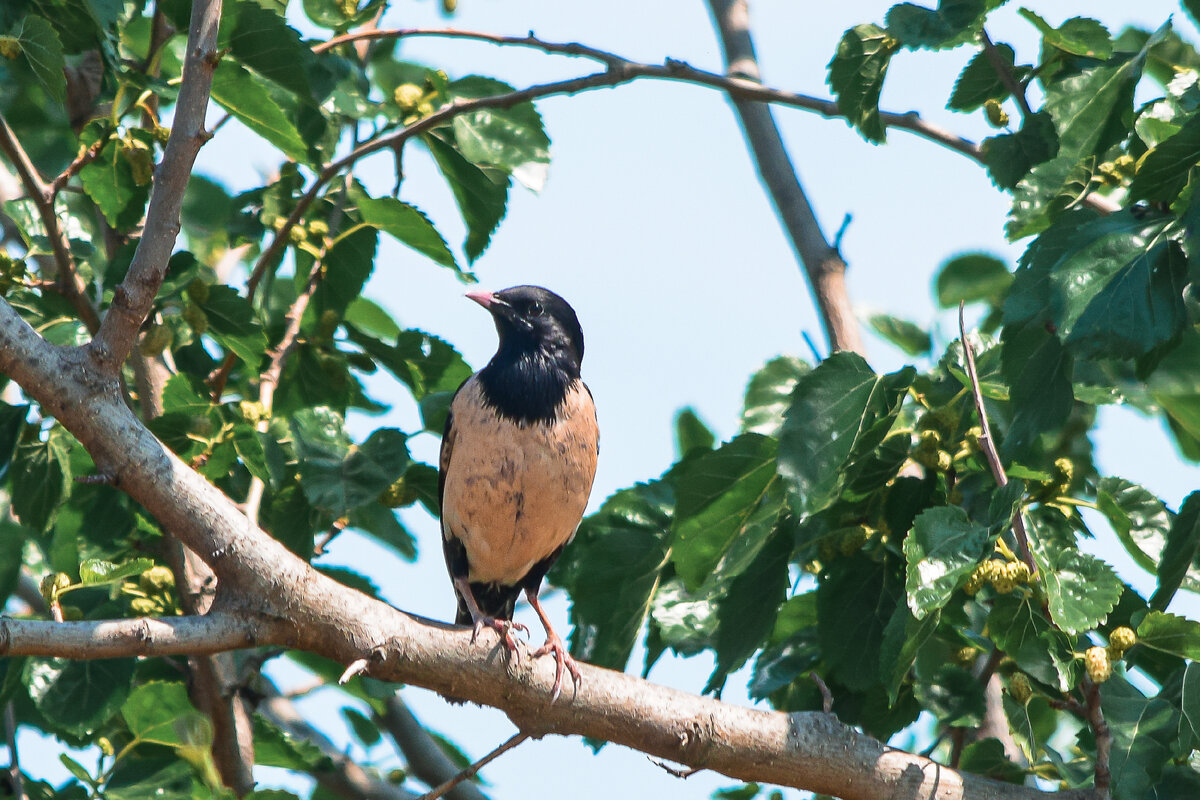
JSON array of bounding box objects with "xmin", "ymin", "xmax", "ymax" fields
[
  {"xmin": 471, "ymin": 615, "xmax": 529, "ymax": 654},
  {"xmin": 532, "ymin": 629, "xmax": 581, "ymax": 703}
]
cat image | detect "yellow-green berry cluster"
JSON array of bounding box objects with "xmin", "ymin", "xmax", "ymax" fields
[
  {"xmin": 964, "ymin": 559, "xmax": 1031, "ymax": 595},
  {"xmin": 1084, "ymin": 645, "xmax": 1112, "ymax": 684},
  {"xmin": 123, "ymin": 565, "xmax": 178, "ymax": 617}
]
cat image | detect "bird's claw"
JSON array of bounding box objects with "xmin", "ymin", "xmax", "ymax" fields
[
  {"xmin": 533, "ymin": 631, "xmax": 581, "ymax": 703},
  {"xmin": 471, "ymin": 616, "xmax": 529, "ymax": 654}
]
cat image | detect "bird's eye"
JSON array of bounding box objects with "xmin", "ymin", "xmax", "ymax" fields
[{"xmin": 530, "ymin": 301, "xmax": 544, "ymax": 316}]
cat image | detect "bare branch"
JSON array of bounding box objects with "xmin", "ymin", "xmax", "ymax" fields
[
  {"xmin": 379, "ymin": 696, "xmax": 488, "ymax": 800},
  {"xmin": 1084, "ymin": 680, "xmax": 1112, "ymax": 797},
  {"xmin": 259, "ymin": 690, "xmax": 419, "ymax": 800},
  {"xmin": 0, "ymin": 114, "xmax": 99, "ymax": 332},
  {"xmin": 416, "ymin": 733, "xmax": 529, "ymax": 800},
  {"xmin": 706, "ymin": 0, "xmax": 863, "ymax": 354},
  {"xmin": 957, "ymin": 304, "xmax": 1036, "ymax": 574},
  {"xmin": 4, "ymin": 703, "xmax": 23, "ymax": 800},
  {"xmin": 0, "ymin": 612, "xmax": 270, "ymax": 658},
  {"xmin": 91, "ymin": 0, "xmax": 223, "ymax": 372}
]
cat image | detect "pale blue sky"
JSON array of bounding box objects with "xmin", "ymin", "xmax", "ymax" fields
[{"xmin": 18, "ymin": 2, "xmax": 1200, "ymax": 798}]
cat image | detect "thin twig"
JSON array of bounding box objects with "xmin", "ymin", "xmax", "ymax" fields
[
  {"xmin": 1083, "ymin": 680, "xmax": 1111, "ymax": 797},
  {"xmin": 4, "ymin": 702, "xmax": 23, "ymax": 800},
  {"xmin": 416, "ymin": 733, "xmax": 530, "ymax": 800},
  {"xmin": 313, "ymin": 517, "xmax": 349, "ymax": 557},
  {"xmin": 981, "ymin": 30, "xmax": 1033, "ymax": 119},
  {"xmin": 48, "ymin": 138, "xmax": 106, "ymax": 198},
  {"xmin": 0, "ymin": 114, "xmax": 99, "ymax": 332},
  {"xmin": 379, "ymin": 695, "xmax": 488, "ymax": 800},
  {"xmin": 647, "ymin": 758, "xmax": 700, "ymax": 779},
  {"xmin": 957, "ymin": 303, "xmax": 1036, "ymax": 574},
  {"xmin": 811, "ymin": 672, "xmax": 833, "ymax": 714},
  {"xmin": 339, "ymin": 658, "xmax": 370, "ymax": 685}
]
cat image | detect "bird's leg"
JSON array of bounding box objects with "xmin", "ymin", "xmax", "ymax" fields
[
  {"xmin": 453, "ymin": 576, "xmax": 527, "ymax": 652},
  {"xmin": 526, "ymin": 589, "xmax": 581, "ymax": 703}
]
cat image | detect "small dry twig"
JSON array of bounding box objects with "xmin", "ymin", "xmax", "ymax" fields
[{"xmin": 416, "ymin": 732, "xmax": 530, "ymax": 800}]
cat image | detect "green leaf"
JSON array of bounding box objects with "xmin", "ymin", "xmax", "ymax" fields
[
  {"xmin": 341, "ymin": 706, "xmax": 381, "ymax": 747},
  {"xmin": 949, "ymin": 44, "xmax": 1026, "ymax": 112},
  {"xmin": 552, "ymin": 480, "xmax": 673, "ymax": 672},
  {"xmin": 1152, "ymin": 492, "xmax": 1200, "ymax": 610},
  {"xmin": 1037, "ymin": 547, "xmax": 1122, "ymax": 635},
  {"xmin": 867, "ymin": 313, "xmax": 931, "ymax": 356},
  {"xmin": 989, "ymin": 593, "xmax": 1074, "ymax": 690},
  {"xmin": 25, "ymin": 657, "xmax": 135, "ymax": 737},
  {"xmin": 1138, "ymin": 611, "xmax": 1200, "ymax": 659},
  {"xmin": 741, "ymin": 356, "xmax": 810, "ymax": 437},
  {"xmin": 1043, "ymin": 26, "xmax": 1163, "ymax": 162},
  {"xmin": 293, "ymin": 412, "xmax": 410, "ymax": 516},
  {"xmin": 446, "ymin": 76, "xmax": 551, "ymax": 192},
  {"xmin": 817, "ymin": 552, "xmax": 902, "ymax": 691},
  {"xmin": 674, "ymin": 407, "xmax": 715, "ymax": 457},
  {"xmin": 122, "ymin": 682, "xmax": 210, "ymax": 748},
  {"xmin": 211, "ymin": 60, "xmax": 309, "ymax": 163},
  {"xmin": 351, "ymin": 187, "xmax": 459, "ymax": 274},
  {"xmin": 79, "ymin": 557, "xmax": 154, "ymax": 586},
  {"xmin": 1096, "ymin": 478, "xmax": 1171, "ymax": 574},
  {"xmin": 704, "ymin": 528, "xmax": 792, "ymax": 695},
  {"xmin": 425, "ymin": 132, "xmax": 507, "ymax": 265},
  {"xmin": 778, "ymin": 352, "xmax": 914, "ymax": 517},
  {"xmin": 827, "ymin": 24, "xmax": 900, "ymax": 143},
  {"xmin": 344, "ymin": 297, "xmax": 400, "ymax": 340},
  {"xmin": 914, "ymin": 665, "xmax": 986, "ymax": 726},
  {"xmin": 1131, "ymin": 113, "xmax": 1200, "ymax": 203},
  {"xmin": 229, "ymin": 1, "xmax": 313, "ymax": 98},
  {"xmin": 15, "ymin": 16, "xmax": 66, "ymax": 104},
  {"xmin": 1018, "ymin": 11, "xmax": 1113, "ymax": 58},
  {"xmin": 980, "ymin": 111, "xmax": 1059, "ymax": 191},
  {"xmin": 347, "ymin": 503, "xmax": 415, "ymax": 560},
  {"xmin": 196, "ymin": 284, "xmax": 268, "ymax": 367},
  {"xmin": 0, "ymin": 521, "xmax": 27, "ymax": 609},
  {"xmin": 1005, "ymin": 209, "xmax": 1186, "ymax": 360},
  {"xmin": 105, "ymin": 757, "xmax": 196, "ymax": 800},
  {"xmin": 1004, "ymin": 154, "xmax": 1092, "ymax": 238},
  {"xmin": 885, "ymin": 0, "xmax": 986, "ymax": 50},
  {"xmin": 313, "ymin": 224, "xmax": 376, "ymax": 319},
  {"xmin": 935, "ymin": 253, "xmax": 1012, "ymax": 308},
  {"xmin": 998, "ymin": 320, "xmax": 1073, "ymax": 457},
  {"xmin": 0, "ymin": 401, "xmax": 29, "ymax": 479},
  {"xmin": 1103, "ymin": 676, "xmax": 1177, "ymax": 800},
  {"xmin": 903, "ymin": 506, "xmax": 991, "ymax": 619},
  {"xmin": 958, "ymin": 738, "xmax": 1025, "ymax": 784},
  {"xmin": 670, "ymin": 434, "xmax": 778, "ymax": 589},
  {"xmin": 253, "ymin": 714, "xmax": 332, "ymax": 770},
  {"xmin": 12, "ymin": 429, "xmax": 70, "ymax": 532},
  {"xmin": 879, "ymin": 602, "xmax": 939, "ymax": 703},
  {"xmin": 79, "ymin": 140, "xmax": 139, "ymax": 228}
]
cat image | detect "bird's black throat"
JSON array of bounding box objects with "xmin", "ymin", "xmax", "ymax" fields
[{"xmin": 477, "ymin": 349, "xmax": 575, "ymax": 424}]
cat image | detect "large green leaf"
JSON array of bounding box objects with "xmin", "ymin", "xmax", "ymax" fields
[
  {"xmin": 1103, "ymin": 676, "xmax": 1177, "ymax": 800},
  {"xmin": 879, "ymin": 602, "xmax": 939, "ymax": 703},
  {"xmin": 980, "ymin": 112, "xmax": 1059, "ymax": 191},
  {"xmin": 351, "ymin": 184, "xmax": 459, "ymax": 274},
  {"xmin": 740, "ymin": 356, "xmax": 809, "ymax": 437},
  {"xmin": 1043, "ymin": 26, "xmax": 1164, "ymax": 162},
  {"xmin": 0, "ymin": 401, "xmax": 29, "ymax": 479},
  {"xmin": 1131, "ymin": 112, "xmax": 1200, "ymax": 203},
  {"xmin": 989, "ymin": 593, "xmax": 1074, "ymax": 690},
  {"xmin": 868, "ymin": 313, "xmax": 931, "ymax": 356},
  {"xmin": 252, "ymin": 714, "xmax": 332, "ymax": 770},
  {"xmin": 1019, "ymin": 11, "xmax": 1114, "ymax": 58},
  {"xmin": 704, "ymin": 527, "xmax": 792, "ymax": 695},
  {"xmin": 1004, "ymin": 209, "xmax": 1186, "ymax": 360},
  {"xmin": 1096, "ymin": 477, "xmax": 1171, "ymax": 574},
  {"xmin": 827, "ymin": 24, "xmax": 900, "ymax": 143},
  {"xmin": 885, "ymin": 0, "xmax": 987, "ymax": 50},
  {"xmin": 670, "ymin": 433, "xmax": 779, "ymax": 589},
  {"xmin": 313, "ymin": 224, "xmax": 376, "ymax": 318},
  {"xmin": 211, "ymin": 60, "xmax": 309, "ymax": 163},
  {"xmin": 1035, "ymin": 546, "xmax": 1123, "ymax": 635},
  {"xmin": 1151, "ymin": 492, "xmax": 1200, "ymax": 611},
  {"xmin": 903, "ymin": 506, "xmax": 991, "ymax": 619},
  {"xmin": 1005, "ymin": 154, "xmax": 1095, "ymax": 239},
  {"xmin": 292, "ymin": 409, "xmax": 410, "ymax": 515},
  {"xmin": 196, "ymin": 284, "xmax": 268, "ymax": 368},
  {"xmin": 425, "ymin": 132, "xmax": 507, "ymax": 265},
  {"xmin": 935, "ymin": 253, "xmax": 1012, "ymax": 308},
  {"xmin": 949, "ymin": 43, "xmax": 1027, "ymax": 112},
  {"xmin": 25, "ymin": 657, "xmax": 135, "ymax": 737},
  {"xmin": 778, "ymin": 352, "xmax": 914, "ymax": 517},
  {"xmin": 1137, "ymin": 611, "xmax": 1200, "ymax": 660},
  {"xmin": 12, "ymin": 428, "xmax": 70, "ymax": 532},
  {"xmin": 229, "ymin": 0, "xmax": 313, "ymax": 98},
  {"xmin": 552, "ymin": 480, "xmax": 673, "ymax": 672},
  {"xmin": 14, "ymin": 15, "xmax": 65, "ymax": 104},
  {"xmin": 79, "ymin": 140, "xmax": 144, "ymax": 228},
  {"xmin": 446, "ymin": 76, "xmax": 551, "ymax": 192},
  {"xmin": 122, "ymin": 681, "xmax": 211, "ymax": 748},
  {"xmin": 817, "ymin": 552, "xmax": 902, "ymax": 691}
]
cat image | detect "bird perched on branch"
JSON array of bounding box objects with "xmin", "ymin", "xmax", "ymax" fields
[{"xmin": 439, "ymin": 285, "xmax": 599, "ymax": 701}]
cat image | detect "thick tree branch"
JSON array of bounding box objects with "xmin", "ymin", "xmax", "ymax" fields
[
  {"xmin": 0, "ymin": 612, "xmax": 268, "ymax": 658},
  {"xmin": 91, "ymin": 0, "xmax": 222, "ymax": 372},
  {"xmin": 705, "ymin": 0, "xmax": 863, "ymax": 354},
  {"xmin": 379, "ymin": 696, "xmax": 488, "ymax": 800}
]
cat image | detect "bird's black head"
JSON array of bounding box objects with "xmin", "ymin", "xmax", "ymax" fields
[{"xmin": 469, "ymin": 285, "xmax": 586, "ymax": 423}]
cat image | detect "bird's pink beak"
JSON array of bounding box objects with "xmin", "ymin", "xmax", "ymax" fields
[{"xmin": 466, "ymin": 289, "xmax": 496, "ymax": 309}]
